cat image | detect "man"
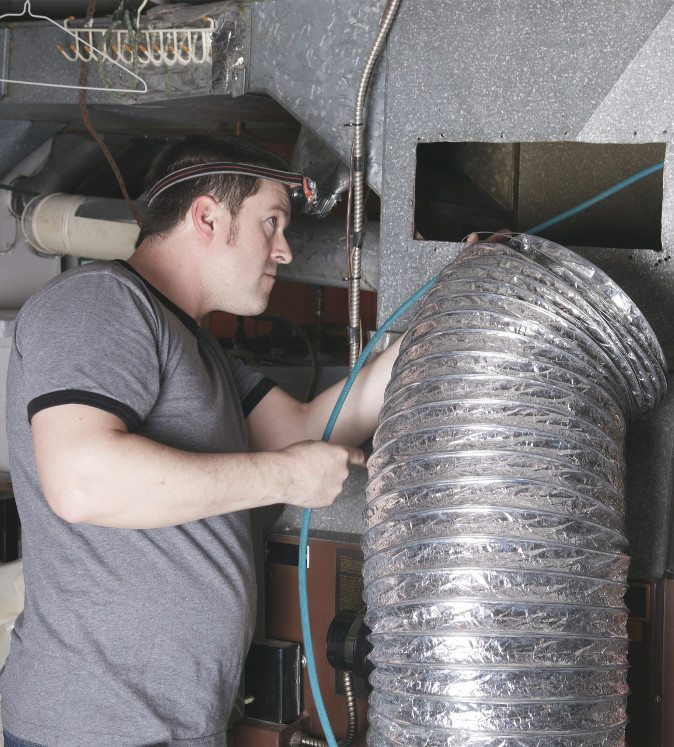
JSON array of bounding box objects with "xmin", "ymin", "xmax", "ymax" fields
[{"xmin": 0, "ymin": 134, "xmax": 400, "ymax": 746}]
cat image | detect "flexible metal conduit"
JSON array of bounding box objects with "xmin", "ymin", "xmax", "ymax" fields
[
  {"xmin": 362, "ymin": 234, "xmax": 667, "ymax": 746},
  {"xmin": 348, "ymin": 0, "xmax": 402, "ymax": 369},
  {"xmin": 293, "ymin": 671, "xmax": 358, "ymax": 747}
]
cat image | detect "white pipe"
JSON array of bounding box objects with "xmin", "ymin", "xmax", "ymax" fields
[{"xmin": 21, "ymin": 193, "xmax": 139, "ymax": 260}]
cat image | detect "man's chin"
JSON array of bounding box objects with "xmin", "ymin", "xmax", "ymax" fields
[
  {"xmin": 212, "ymin": 298, "xmax": 268, "ymax": 317},
  {"xmin": 249, "ymin": 296, "xmax": 271, "ymax": 317}
]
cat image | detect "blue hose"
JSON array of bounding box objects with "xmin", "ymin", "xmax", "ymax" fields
[
  {"xmin": 527, "ymin": 161, "xmax": 664, "ymax": 235},
  {"xmin": 298, "ymin": 274, "xmax": 438, "ymax": 746},
  {"xmin": 296, "ymin": 158, "xmax": 665, "ymax": 745}
]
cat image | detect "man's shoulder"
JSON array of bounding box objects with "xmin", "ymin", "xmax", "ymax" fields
[
  {"xmin": 16, "ymin": 261, "xmax": 159, "ymax": 340},
  {"xmin": 22, "ymin": 261, "xmax": 148, "ymax": 310},
  {"xmin": 48, "ymin": 259, "xmax": 141, "ymax": 289}
]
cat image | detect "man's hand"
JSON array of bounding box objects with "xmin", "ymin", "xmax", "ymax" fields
[
  {"xmin": 274, "ymin": 440, "xmax": 366, "ymax": 509},
  {"xmin": 464, "ymin": 229, "xmax": 512, "ymax": 245}
]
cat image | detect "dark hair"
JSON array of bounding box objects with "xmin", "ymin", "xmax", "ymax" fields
[{"xmin": 136, "ymin": 134, "xmax": 291, "ymax": 247}]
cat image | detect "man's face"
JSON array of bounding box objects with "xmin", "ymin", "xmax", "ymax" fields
[{"xmin": 209, "ymin": 178, "xmax": 292, "ymax": 316}]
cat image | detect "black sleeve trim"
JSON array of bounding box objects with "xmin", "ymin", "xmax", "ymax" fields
[
  {"xmin": 27, "ymin": 389, "xmax": 142, "ymax": 431},
  {"xmin": 241, "ymin": 377, "xmax": 276, "ymax": 417}
]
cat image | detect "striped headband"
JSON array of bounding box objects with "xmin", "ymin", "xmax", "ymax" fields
[{"xmin": 146, "ymin": 161, "xmax": 318, "ymax": 210}]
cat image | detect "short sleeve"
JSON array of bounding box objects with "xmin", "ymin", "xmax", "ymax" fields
[
  {"xmin": 195, "ymin": 332, "xmax": 276, "ymax": 418},
  {"xmin": 15, "ymin": 268, "xmax": 162, "ymax": 430},
  {"xmin": 240, "ymin": 377, "xmax": 276, "ymax": 416}
]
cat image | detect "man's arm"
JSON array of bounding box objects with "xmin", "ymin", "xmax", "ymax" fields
[
  {"xmin": 33, "ymin": 333, "xmax": 401, "ymax": 529},
  {"xmin": 246, "ymin": 334, "xmax": 403, "ymax": 451},
  {"xmin": 32, "ymin": 404, "xmax": 365, "ymax": 529}
]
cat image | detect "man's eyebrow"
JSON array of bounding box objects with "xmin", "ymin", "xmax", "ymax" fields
[{"xmin": 270, "ymin": 202, "xmax": 291, "ymax": 218}]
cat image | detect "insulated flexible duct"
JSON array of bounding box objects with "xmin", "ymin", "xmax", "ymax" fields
[{"xmin": 362, "ymin": 234, "xmax": 667, "ymax": 746}]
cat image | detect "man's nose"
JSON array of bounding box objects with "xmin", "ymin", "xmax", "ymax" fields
[{"xmin": 273, "ymin": 233, "xmax": 292, "ymax": 264}]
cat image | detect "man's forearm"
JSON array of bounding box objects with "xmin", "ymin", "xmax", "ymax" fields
[
  {"xmin": 56, "ymin": 432, "xmax": 286, "ymax": 527},
  {"xmin": 246, "ymin": 335, "xmax": 403, "ymax": 452},
  {"xmin": 32, "ymin": 405, "xmax": 364, "ymax": 529},
  {"xmin": 304, "ymin": 334, "xmax": 403, "ymax": 444}
]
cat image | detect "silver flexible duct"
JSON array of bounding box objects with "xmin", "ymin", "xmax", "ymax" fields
[{"xmin": 362, "ymin": 234, "xmax": 667, "ymax": 746}]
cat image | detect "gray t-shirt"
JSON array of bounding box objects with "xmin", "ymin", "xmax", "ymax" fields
[{"xmin": 1, "ymin": 261, "xmax": 274, "ymax": 746}]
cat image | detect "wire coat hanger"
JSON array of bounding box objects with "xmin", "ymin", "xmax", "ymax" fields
[{"xmin": 0, "ymin": 0, "xmax": 148, "ymax": 94}]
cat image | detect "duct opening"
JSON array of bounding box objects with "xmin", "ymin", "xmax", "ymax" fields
[{"xmin": 413, "ymin": 142, "xmax": 665, "ymax": 250}]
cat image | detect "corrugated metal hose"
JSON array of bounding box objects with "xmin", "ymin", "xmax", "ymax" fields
[{"xmin": 362, "ymin": 233, "xmax": 667, "ymax": 746}]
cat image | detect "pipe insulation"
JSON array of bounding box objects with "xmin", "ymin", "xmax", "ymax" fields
[
  {"xmin": 362, "ymin": 234, "xmax": 667, "ymax": 746},
  {"xmin": 21, "ymin": 193, "xmax": 140, "ymax": 260}
]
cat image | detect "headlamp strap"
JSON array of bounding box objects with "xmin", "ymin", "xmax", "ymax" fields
[{"xmin": 147, "ymin": 161, "xmax": 316, "ymax": 206}]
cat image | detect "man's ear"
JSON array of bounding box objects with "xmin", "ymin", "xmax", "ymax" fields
[{"xmin": 191, "ymin": 195, "xmax": 229, "ymax": 242}]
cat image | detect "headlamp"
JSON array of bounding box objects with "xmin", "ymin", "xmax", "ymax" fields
[{"xmin": 146, "ymin": 161, "xmax": 318, "ymax": 213}]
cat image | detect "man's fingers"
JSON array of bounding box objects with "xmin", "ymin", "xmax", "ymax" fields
[
  {"xmin": 487, "ymin": 228, "xmax": 513, "ymax": 243},
  {"xmin": 465, "ymin": 229, "xmax": 513, "ymax": 246},
  {"xmin": 346, "ymin": 447, "xmax": 366, "ymax": 467}
]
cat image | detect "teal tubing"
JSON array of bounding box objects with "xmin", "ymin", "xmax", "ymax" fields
[
  {"xmin": 527, "ymin": 161, "xmax": 664, "ymax": 235},
  {"xmin": 298, "ymin": 273, "xmax": 438, "ymax": 747},
  {"xmin": 296, "ymin": 157, "xmax": 665, "ymax": 745}
]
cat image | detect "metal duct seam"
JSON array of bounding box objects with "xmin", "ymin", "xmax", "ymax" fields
[{"xmin": 363, "ymin": 233, "xmax": 667, "ymax": 746}]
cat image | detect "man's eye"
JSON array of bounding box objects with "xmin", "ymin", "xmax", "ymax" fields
[{"xmin": 268, "ymin": 217, "xmax": 277, "ymax": 228}]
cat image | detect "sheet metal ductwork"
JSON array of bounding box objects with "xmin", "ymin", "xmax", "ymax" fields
[{"xmin": 362, "ymin": 234, "xmax": 667, "ymax": 746}]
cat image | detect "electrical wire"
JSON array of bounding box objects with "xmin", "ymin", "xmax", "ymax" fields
[
  {"xmin": 96, "ymin": 0, "xmax": 142, "ymax": 94},
  {"xmin": 77, "ymin": 0, "xmax": 143, "ymax": 227}
]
